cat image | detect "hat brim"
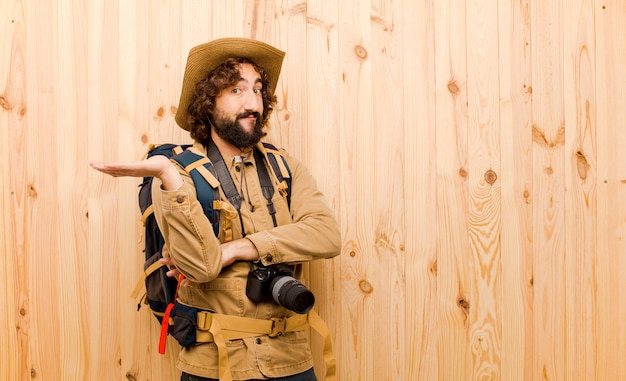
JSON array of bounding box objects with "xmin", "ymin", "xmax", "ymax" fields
[{"xmin": 175, "ymin": 38, "xmax": 285, "ymax": 130}]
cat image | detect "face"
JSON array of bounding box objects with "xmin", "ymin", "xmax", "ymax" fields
[{"xmin": 211, "ymin": 63, "xmax": 265, "ymax": 149}]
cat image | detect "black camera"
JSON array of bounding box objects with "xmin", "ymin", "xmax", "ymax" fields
[{"xmin": 246, "ymin": 263, "xmax": 315, "ymax": 314}]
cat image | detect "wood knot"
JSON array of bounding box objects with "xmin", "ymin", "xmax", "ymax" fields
[
  {"xmin": 354, "ymin": 45, "xmax": 368, "ymax": 60},
  {"xmin": 170, "ymin": 105, "xmax": 177, "ymax": 115},
  {"xmin": 532, "ymin": 123, "xmax": 565, "ymax": 148},
  {"xmin": 459, "ymin": 168, "xmax": 467, "ymax": 178},
  {"xmin": 484, "ymin": 170, "xmax": 497, "ymax": 185},
  {"xmin": 458, "ymin": 297, "xmax": 470, "ymax": 323},
  {"xmin": 576, "ymin": 151, "xmax": 588, "ymax": 180},
  {"xmin": 430, "ymin": 260, "xmax": 437, "ymax": 275},
  {"xmin": 156, "ymin": 106, "xmax": 165, "ymax": 118},
  {"xmin": 523, "ymin": 83, "xmax": 532, "ymax": 94},
  {"xmin": 447, "ymin": 80, "xmax": 460, "ymax": 95},
  {"xmin": 458, "ymin": 298, "xmax": 470, "ymax": 311},
  {"xmin": 457, "ymin": 298, "xmax": 469, "ymax": 322},
  {"xmin": 359, "ymin": 280, "xmax": 374, "ymax": 294},
  {"xmin": 0, "ymin": 95, "xmax": 11, "ymax": 110},
  {"xmin": 28, "ymin": 184, "xmax": 38, "ymax": 198}
]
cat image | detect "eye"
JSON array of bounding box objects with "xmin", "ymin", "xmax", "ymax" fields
[
  {"xmin": 253, "ymin": 88, "xmax": 262, "ymax": 94},
  {"xmin": 231, "ymin": 88, "xmax": 242, "ymax": 94}
]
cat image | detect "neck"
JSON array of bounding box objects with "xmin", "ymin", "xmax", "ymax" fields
[{"xmin": 209, "ymin": 130, "xmax": 254, "ymax": 157}]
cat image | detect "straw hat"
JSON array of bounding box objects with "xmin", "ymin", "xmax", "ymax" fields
[{"xmin": 175, "ymin": 37, "xmax": 285, "ymax": 130}]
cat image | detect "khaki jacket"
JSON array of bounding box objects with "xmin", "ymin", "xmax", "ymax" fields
[{"xmin": 152, "ymin": 141, "xmax": 341, "ymax": 379}]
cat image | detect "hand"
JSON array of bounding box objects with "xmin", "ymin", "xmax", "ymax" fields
[
  {"xmin": 221, "ymin": 238, "xmax": 260, "ymax": 267},
  {"xmin": 160, "ymin": 239, "xmax": 260, "ymax": 283},
  {"xmin": 90, "ymin": 155, "xmax": 183, "ymax": 190},
  {"xmin": 159, "ymin": 257, "xmax": 197, "ymax": 287}
]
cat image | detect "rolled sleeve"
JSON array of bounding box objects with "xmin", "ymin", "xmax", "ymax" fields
[
  {"xmin": 245, "ymin": 152, "xmax": 341, "ymax": 266},
  {"xmin": 152, "ymin": 166, "xmax": 223, "ymax": 283}
]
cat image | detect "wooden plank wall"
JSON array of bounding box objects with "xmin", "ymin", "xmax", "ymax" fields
[{"xmin": 1, "ymin": 0, "xmax": 625, "ymax": 380}]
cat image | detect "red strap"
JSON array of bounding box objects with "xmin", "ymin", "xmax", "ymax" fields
[
  {"xmin": 158, "ymin": 302, "xmax": 174, "ymax": 354},
  {"xmin": 158, "ymin": 274, "xmax": 186, "ymax": 355}
]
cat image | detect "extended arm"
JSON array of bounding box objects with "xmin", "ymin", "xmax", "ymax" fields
[{"xmin": 90, "ymin": 155, "xmax": 184, "ymax": 190}]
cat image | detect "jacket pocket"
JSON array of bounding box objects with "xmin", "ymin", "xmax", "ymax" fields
[{"xmin": 187, "ymin": 278, "xmax": 245, "ymax": 315}]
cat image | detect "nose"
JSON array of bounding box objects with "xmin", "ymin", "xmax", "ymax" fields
[{"xmin": 243, "ymin": 90, "xmax": 262, "ymax": 112}]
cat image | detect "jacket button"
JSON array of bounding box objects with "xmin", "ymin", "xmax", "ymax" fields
[
  {"xmin": 176, "ymin": 195, "xmax": 184, "ymax": 203},
  {"xmin": 265, "ymin": 254, "xmax": 273, "ymax": 263}
]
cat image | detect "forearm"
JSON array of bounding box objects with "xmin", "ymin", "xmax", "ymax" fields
[
  {"xmin": 246, "ymin": 157, "xmax": 341, "ymax": 266},
  {"xmin": 158, "ymin": 162, "xmax": 185, "ymax": 190},
  {"xmin": 247, "ymin": 210, "xmax": 341, "ymax": 265},
  {"xmin": 152, "ymin": 174, "xmax": 223, "ymax": 283},
  {"xmin": 221, "ymin": 238, "xmax": 260, "ymax": 267}
]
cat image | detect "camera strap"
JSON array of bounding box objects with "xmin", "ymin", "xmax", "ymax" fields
[
  {"xmin": 207, "ymin": 138, "xmax": 279, "ymax": 237},
  {"xmin": 253, "ymin": 148, "xmax": 279, "ymax": 227},
  {"xmin": 207, "ymin": 138, "xmax": 242, "ymax": 212}
]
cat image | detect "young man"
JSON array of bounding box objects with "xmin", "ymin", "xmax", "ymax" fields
[{"xmin": 91, "ymin": 38, "xmax": 341, "ymax": 380}]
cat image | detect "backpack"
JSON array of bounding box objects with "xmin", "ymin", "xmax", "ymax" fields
[{"xmin": 130, "ymin": 141, "xmax": 292, "ymax": 354}]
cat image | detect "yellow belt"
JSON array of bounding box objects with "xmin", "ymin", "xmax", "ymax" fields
[{"xmin": 195, "ymin": 310, "xmax": 335, "ymax": 381}]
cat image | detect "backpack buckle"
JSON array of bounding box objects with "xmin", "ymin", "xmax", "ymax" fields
[{"xmin": 269, "ymin": 317, "xmax": 286, "ymax": 337}]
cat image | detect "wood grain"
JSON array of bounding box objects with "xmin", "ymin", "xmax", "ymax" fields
[
  {"xmin": 402, "ymin": 0, "xmax": 438, "ymax": 379},
  {"xmin": 337, "ymin": 0, "xmax": 376, "ymax": 378},
  {"xmin": 1, "ymin": 1, "xmax": 28, "ymax": 380},
  {"xmin": 434, "ymin": 1, "xmax": 473, "ymax": 380},
  {"xmin": 368, "ymin": 0, "xmax": 407, "ymax": 377},
  {"xmin": 531, "ymin": 1, "xmax": 567, "ymax": 379},
  {"xmin": 466, "ymin": 0, "xmax": 502, "ymax": 379},
  {"xmin": 563, "ymin": 1, "xmax": 597, "ymax": 380},
  {"xmin": 498, "ymin": 0, "xmax": 533, "ymax": 380},
  {"xmin": 2, "ymin": 1, "xmax": 626, "ymax": 380},
  {"xmin": 302, "ymin": 0, "xmax": 341, "ymax": 379},
  {"xmin": 595, "ymin": 1, "xmax": 626, "ymax": 380}
]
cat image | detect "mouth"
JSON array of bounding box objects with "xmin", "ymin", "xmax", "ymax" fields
[{"xmin": 238, "ymin": 111, "xmax": 261, "ymax": 121}]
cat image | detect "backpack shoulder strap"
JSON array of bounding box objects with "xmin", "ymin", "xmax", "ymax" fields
[
  {"xmin": 260, "ymin": 142, "xmax": 292, "ymax": 209},
  {"xmin": 140, "ymin": 144, "xmax": 191, "ymax": 224},
  {"xmin": 171, "ymin": 148, "xmax": 221, "ymax": 236},
  {"xmin": 253, "ymin": 148, "xmax": 278, "ymax": 226}
]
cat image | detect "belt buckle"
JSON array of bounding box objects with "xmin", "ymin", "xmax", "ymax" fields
[{"xmin": 269, "ymin": 317, "xmax": 286, "ymax": 337}]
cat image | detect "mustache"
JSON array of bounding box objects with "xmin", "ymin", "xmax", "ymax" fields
[{"xmin": 237, "ymin": 111, "xmax": 261, "ymax": 120}]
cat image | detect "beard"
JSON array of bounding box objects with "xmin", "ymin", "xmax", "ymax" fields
[{"xmin": 210, "ymin": 110, "xmax": 265, "ymax": 149}]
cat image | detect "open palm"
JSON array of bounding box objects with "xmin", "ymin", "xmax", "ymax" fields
[{"xmin": 90, "ymin": 155, "xmax": 183, "ymax": 190}]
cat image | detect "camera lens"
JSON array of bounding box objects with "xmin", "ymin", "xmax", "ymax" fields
[{"xmin": 271, "ymin": 276, "xmax": 315, "ymax": 314}]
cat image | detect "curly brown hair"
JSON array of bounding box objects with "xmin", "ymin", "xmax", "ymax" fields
[{"xmin": 186, "ymin": 57, "xmax": 278, "ymax": 145}]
